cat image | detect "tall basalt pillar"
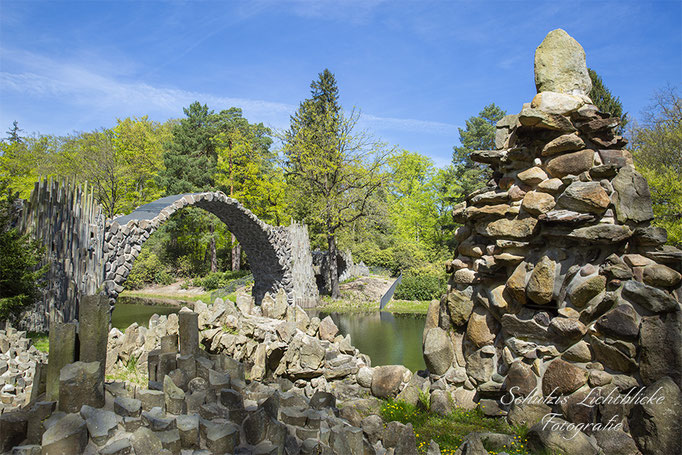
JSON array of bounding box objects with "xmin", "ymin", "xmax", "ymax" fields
[
  {"xmin": 179, "ymin": 307, "xmax": 199, "ymax": 356},
  {"xmin": 78, "ymin": 294, "xmax": 110, "ymax": 373},
  {"xmin": 46, "ymin": 321, "xmax": 77, "ymax": 401}
]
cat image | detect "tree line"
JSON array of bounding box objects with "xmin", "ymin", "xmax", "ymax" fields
[{"xmin": 1, "ymin": 68, "xmax": 679, "ymax": 313}]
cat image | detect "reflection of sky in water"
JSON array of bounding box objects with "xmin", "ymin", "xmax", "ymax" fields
[{"xmin": 318, "ymin": 311, "xmax": 426, "ymax": 372}]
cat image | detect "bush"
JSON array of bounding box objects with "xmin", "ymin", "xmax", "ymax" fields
[
  {"xmin": 125, "ymin": 250, "xmax": 173, "ymax": 290},
  {"xmin": 193, "ymin": 270, "xmax": 251, "ymax": 290},
  {"xmin": 394, "ymin": 273, "xmax": 446, "ymax": 301}
]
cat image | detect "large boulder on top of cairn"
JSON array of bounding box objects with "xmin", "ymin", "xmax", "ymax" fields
[{"xmin": 534, "ymin": 28, "xmax": 591, "ymax": 95}]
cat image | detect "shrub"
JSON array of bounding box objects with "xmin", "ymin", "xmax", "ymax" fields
[
  {"xmin": 125, "ymin": 250, "xmax": 173, "ymax": 290},
  {"xmin": 193, "ymin": 270, "xmax": 251, "ymax": 290},
  {"xmin": 394, "ymin": 273, "xmax": 446, "ymax": 301}
]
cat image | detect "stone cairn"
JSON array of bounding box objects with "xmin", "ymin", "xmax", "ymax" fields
[{"xmin": 424, "ymin": 29, "xmax": 682, "ymax": 455}]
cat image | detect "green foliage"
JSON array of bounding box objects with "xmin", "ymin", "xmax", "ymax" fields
[
  {"xmin": 27, "ymin": 332, "xmax": 49, "ymax": 353},
  {"xmin": 588, "ymin": 68, "xmax": 628, "ymax": 133},
  {"xmin": 159, "ymin": 102, "xmax": 218, "ymax": 194},
  {"xmin": 124, "ymin": 249, "xmax": 173, "ymax": 290},
  {"xmin": 0, "ymin": 186, "xmax": 46, "ymax": 321},
  {"xmin": 380, "ymin": 399, "xmax": 532, "ymax": 455},
  {"xmin": 394, "ymin": 273, "xmax": 446, "ymax": 301},
  {"xmin": 192, "ymin": 270, "xmax": 250, "ymax": 290},
  {"xmin": 283, "ymin": 69, "xmax": 390, "ymax": 297},
  {"xmin": 451, "ymin": 103, "xmax": 506, "ymax": 202},
  {"xmin": 630, "ymin": 86, "xmax": 682, "ymax": 246}
]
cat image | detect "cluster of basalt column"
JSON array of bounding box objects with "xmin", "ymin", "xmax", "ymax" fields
[{"xmin": 423, "ymin": 29, "xmax": 681, "ymax": 454}]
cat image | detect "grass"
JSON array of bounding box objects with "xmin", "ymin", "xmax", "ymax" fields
[
  {"xmin": 222, "ymin": 324, "xmax": 239, "ymax": 334},
  {"xmin": 380, "ymin": 400, "xmax": 532, "ymax": 455},
  {"xmin": 105, "ymin": 354, "xmax": 147, "ymax": 386},
  {"xmin": 27, "ymin": 332, "xmax": 49, "ymax": 353},
  {"xmin": 317, "ymin": 296, "xmax": 430, "ymax": 314},
  {"xmin": 120, "ymin": 290, "xmax": 214, "ymax": 303}
]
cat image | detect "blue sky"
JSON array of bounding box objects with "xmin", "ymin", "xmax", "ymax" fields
[{"xmin": 1, "ymin": 1, "xmax": 680, "ymax": 167}]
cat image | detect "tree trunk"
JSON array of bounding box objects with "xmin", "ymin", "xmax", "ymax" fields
[
  {"xmin": 231, "ymin": 233, "xmax": 241, "ymax": 271},
  {"xmin": 208, "ymin": 224, "xmax": 217, "ymax": 273},
  {"xmin": 328, "ymin": 232, "xmax": 340, "ymax": 299}
]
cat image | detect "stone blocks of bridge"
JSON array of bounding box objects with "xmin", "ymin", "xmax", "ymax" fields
[{"xmin": 102, "ymin": 191, "xmax": 307, "ymax": 307}]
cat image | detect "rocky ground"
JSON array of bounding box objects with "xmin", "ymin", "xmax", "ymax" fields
[{"xmin": 0, "ymin": 327, "xmax": 47, "ymax": 413}]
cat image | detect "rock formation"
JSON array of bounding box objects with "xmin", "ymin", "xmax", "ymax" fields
[
  {"xmin": 425, "ymin": 29, "xmax": 682, "ymax": 455},
  {"xmin": 0, "ymin": 327, "xmax": 47, "ymax": 412},
  {"xmin": 1, "ymin": 291, "xmax": 428, "ymax": 454}
]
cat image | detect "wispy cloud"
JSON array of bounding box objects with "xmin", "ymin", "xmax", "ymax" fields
[{"xmin": 1, "ymin": 47, "xmax": 458, "ymax": 138}]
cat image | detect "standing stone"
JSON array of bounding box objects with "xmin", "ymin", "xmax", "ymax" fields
[
  {"xmin": 423, "ymin": 328, "xmax": 454, "ymax": 375},
  {"xmin": 58, "ymin": 361, "xmax": 104, "ymax": 412},
  {"xmin": 534, "ymin": 29, "xmax": 592, "ymax": 95},
  {"xmin": 465, "ymin": 306, "xmax": 499, "ymax": 348},
  {"xmin": 446, "ymin": 289, "xmax": 474, "ymax": 327},
  {"xmin": 160, "ymin": 334, "xmax": 178, "ymax": 354},
  {"xmin": 78, "ymin": 295, "xmax": 109, "ymax": 377},
  {"xmin": 639, "ymin": 312, "xmax": 682, "ymax": 387},
  {"xmin": 0, "ymin": 412, "xmax": 28, "ymax": 452},
  {"xmin": 163, "ymin": 375, "xmax": 185, "ymax": 414},
  {"xmin": 46, "ymin": 322, "xmax": 77, "ymax": 402},
  {"xmin": 527, "ymin": 256, "xmax": 556, "ymax": 305},
  {"xmin": 178, "ymin": 308, "xmax": 199, "ymax": 356}
]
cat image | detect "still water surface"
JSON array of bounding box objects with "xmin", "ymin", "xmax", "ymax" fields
[
  {"xmin": 112, "ymin": 299, "xmax": 426, "ymax": 371},
  {"xmin": 314, "ymin": 311, "xmax": 426, "ymax": 372}
]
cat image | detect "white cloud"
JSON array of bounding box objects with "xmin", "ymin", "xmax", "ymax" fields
[{"xmin": 1, "ymin": 47, "xmax": 459, "ymax": 139}]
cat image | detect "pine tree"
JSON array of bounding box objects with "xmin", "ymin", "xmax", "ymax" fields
[
  {"xmin": 451, "ymin": 103, "xmax": 506, "ymax": 201},
  {"xmin": 588, "ymin": 69, "xmax": 628, "ymax": 134},
  {"xmin": 158, "ymin": 102, "xmax": 217, "ymax": 194}
]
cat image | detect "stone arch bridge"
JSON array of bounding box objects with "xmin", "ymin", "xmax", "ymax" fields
[
  {"xmin": 104, "ymin": 192, "xmax": 317, "ymax": 305},
  {"xmin": 17, "ymin": 181, "xmax": 318, "ymax": 331}
]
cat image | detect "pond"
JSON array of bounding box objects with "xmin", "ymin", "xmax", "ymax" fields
[
  {"xmin": 112, "ymin": 298, "xmax": 426, "ymax": 371},
  {"xmin": 313, "ymin": 311, "xmax": 426, "ymax": 372},
  {"xmin": 111, "ymin": 300, "xmax": 180, "ymax": 330}
]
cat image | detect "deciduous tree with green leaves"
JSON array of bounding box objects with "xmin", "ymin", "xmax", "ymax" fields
[
  {"xmin": 0, "ymin": 182, "xmax": 45, "ymax": 321},
  {"xmin": 283, "ymin": 69, "xmax": 390, "ymax": 298},
  {"xmin": 630, "ymin": 86, "xmax": 682, "ymax": 246}
]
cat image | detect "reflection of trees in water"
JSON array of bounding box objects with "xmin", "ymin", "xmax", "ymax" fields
[{"xmin": 320, "ymin": 311, "xmax": 426, "ymax": 371}]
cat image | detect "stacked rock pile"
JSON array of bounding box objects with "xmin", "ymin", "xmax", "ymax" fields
[
  {"xmin": 0, "ymin": 327, "xmax": 47, "ymax": 413},
  {"xmin": 107, "ymin": 289, "xmax": 421, "ymax": 406},
  {"xmin": 425, "ymin": 29, "xmax": 682, "ymax": 455}
]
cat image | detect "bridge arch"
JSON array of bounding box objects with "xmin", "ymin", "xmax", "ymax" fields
[{"xmin": 103, "ymin": 192, "xmax": 312, "ymax": 305}]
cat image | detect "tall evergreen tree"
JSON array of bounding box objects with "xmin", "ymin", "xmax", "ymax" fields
[
  {"xmin": 159, "ymin": 102, "xmax": 217, "ymax": 194},
  {"xmin": 588, "ymin": 69, "xmax": 628, "ymax": 134}
]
